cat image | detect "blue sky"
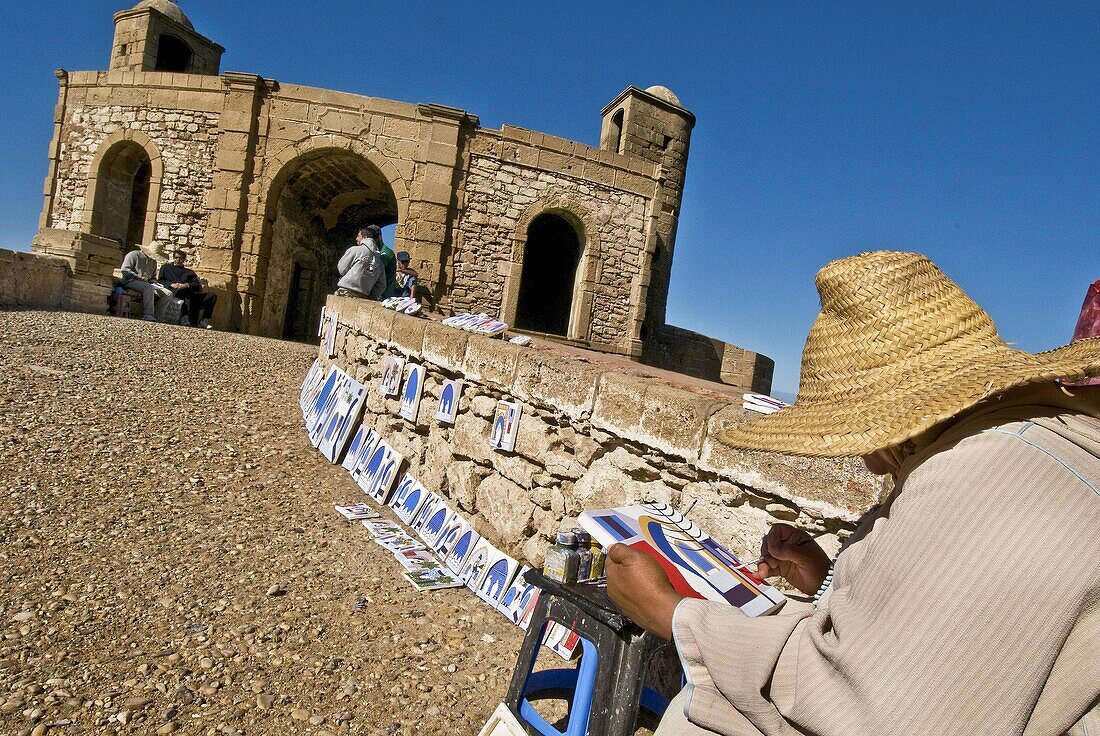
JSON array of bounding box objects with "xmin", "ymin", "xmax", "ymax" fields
[{"xmin": 1, "ymin": 1, "xmax": 1097, "ymax": 398}]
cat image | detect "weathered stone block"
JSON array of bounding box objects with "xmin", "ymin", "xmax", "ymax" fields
[
  {"xmin": 591, "ymin": 372, "xmax": 649, "ymax": 436},
  {"xmin": 389, "ymin": 312, "xmax": 426, "ymax": 357},
  {"xmin": 420, "ymin": 320, "xmax": 469, "ymax": 372},
  {"xmin": 475, "ymin": 473, "xmax": 535, "ymax": 544},
  {"xmin": 513, "ymin": 352, "xmax": 601, "ymax": 418},
  {"xmin": 463, "ymin": 337, "xmax": 522, "ymax": 388}
]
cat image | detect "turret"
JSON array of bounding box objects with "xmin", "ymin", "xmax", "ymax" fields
[{"xmin": 110, "ymin": 0, "xmax": 223, "ymax": 75}]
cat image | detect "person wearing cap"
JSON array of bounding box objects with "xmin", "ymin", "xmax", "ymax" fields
[
  {"xmin": 394, "ymin": 250, "xmax": 419, "ymax": 300},
  {"xmin": 336, "ymin": 226, "xmax": 386, "ymax": 300},
  {"xmin": 158, "ymin": 249, "xmax": 216, "ymax": 328},
  {"xmin": 606, "ymin": 251, "xmax": 1100, "ymax": 736},
  {"xmin": 119, "ymin": 242, "xmax": 167, "ymax": 321}
]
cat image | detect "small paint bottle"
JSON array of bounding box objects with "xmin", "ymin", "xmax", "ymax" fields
[
  {"xmin": 572, "ymin": 529, "xmax": 593, "ymax": 582},
  {"xmin": 543, "ymin": 530, "xmax": 580, "ymax": 583},
  {"xmin": 588, "ymin": 536, "xmax": 605, "ymax": 580}
]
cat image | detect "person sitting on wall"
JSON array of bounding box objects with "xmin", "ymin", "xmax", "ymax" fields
[
  {"xmin": 606, "ymin": 250, "xmax": 1100, "ymax": 736},
  {"xmin": 119, "ymin": 241, "xmax": 168, "ymax": 321},
  {"xmin": 394, "ymin": 251, "xmax": 419, "ymax": 300},
  {"xmin": 369, "ymin": 224, "xmax": 399, "ymax": 299},
  {"xmin": 158, "ymin": 248, "xmax": 216, "ymax": 329},
  {"xmin": 335, "ymin": 226, "xmax": 386, "ymax": 300}
]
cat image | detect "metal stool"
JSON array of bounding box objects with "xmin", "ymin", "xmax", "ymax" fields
[{"xmin": 502, "ymin": 570, "xmax": 677, "ymax": 736}]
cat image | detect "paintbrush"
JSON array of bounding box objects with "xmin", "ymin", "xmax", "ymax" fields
[{"xmin": 743, "ymin": 528, "xmax": 829, "ymax": 568}]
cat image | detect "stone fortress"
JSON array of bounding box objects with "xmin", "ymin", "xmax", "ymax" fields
[{"xmin": 22, "ymin": 0, "xmax": 773, "ymax": 393}]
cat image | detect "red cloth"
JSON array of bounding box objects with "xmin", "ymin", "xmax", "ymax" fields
[{"xmin": 1071, "ymin": 279, "xmax": 1100, "ymax": 386}]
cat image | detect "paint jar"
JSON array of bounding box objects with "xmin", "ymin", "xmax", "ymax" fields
[
  {"xmin": 588, "ymin": 536, "xmax": 605, "ymax": 580},
  {"xmin": 572, "ymin": 529, "xmax": 593, "ymax": 582},
  {"xmin": 543, "ymin": 530, "xmax": 580, "ymax": 583}
]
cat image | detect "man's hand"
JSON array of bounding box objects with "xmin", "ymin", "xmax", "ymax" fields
[
  {"xmin": 172, "ymin": 282, "xmax": 187, "ymax": 289},
  {"xmin": 755, "ymin": 523, "xmax": 831, "ymax": 596},
  {"xmin": 605, "ymin": 543, "xmax": 683, "ymax": 640}
]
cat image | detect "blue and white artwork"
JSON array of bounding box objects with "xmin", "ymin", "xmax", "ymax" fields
[
  {"xmin": 488, "ymin": 400, "xmax": 522, "ymax": 452},
  {"xmin": 416, "ymin": 501, "xmax": 453, "ymax": 547},
  {"xmin": 434, "ymin": 379, "xmax": 463, "ymax": 424},
  {"xmin": 299, "ymin": 359, "xmax": 323, "ymax": 414},
  {"xmin": 389, "ymin": 473, "xmax": 429, "ymax": 525},
  {"xmin": 498, "ymin": 565, "xmax": 541, "ymax": 629},
  {"xmin": 459, "ymin": 538, "xmax": 494, "ymax": 587},
  {"xmin": 379, "ymin": 355, "xmax": 404, "ymax": 396},
  {"xmin": 350, "ymin": 428, "xmax": 381, "ymax": 482},
  {"xmin": 444, "ymin": 526, "xmax": 481, "ymax": 574},
  {"xmin": 309, "ymin": 370, "xmax": 352, "ymax": 447},
  {"xmin": 473, "ymin": 547, "xmax": 520, "ymax": 607},
  {"xmin": 409, "ymin": 493, "xmax": 445, "ymax": 536},
  {"xmin": 304, "ymin": 366, "xmax": 341, "ymax": 434},
  {"xmin": 325, "ymin": 308, "xmax": 338, "ymax": 357},
  {"xmin": 399, "ymin": 364, "xmax": 425, "ymax": 422},
  {"xmin": 318, "ymin": 378, "xmax": 366, "ymax": 463},
  {"xmin": 432, "ymin": 510, "xmax": 468, "ymax": 555},
  {"xmin": 359, "ymin": 440, "xmax": 403, "ymax": 504},
  {"xmin": 340, "ymin": 425, "xmax": 367, "ymax": 471}
]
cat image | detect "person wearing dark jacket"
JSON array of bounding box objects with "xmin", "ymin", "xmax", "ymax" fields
[{"xmin": 158, "ymin": 249, "xmax": 216, "ymax": 328}]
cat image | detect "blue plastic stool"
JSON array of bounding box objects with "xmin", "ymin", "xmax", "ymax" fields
[{"xmin": 503, "ymin": 570, "xmax": 676, "ymax": 736}]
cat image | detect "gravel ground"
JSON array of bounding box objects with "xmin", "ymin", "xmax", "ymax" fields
[{"xmin": 0, "ymin": 311, "xmax": 524, "ymax": 736}]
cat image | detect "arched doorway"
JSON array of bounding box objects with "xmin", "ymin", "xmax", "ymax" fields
[
  {"xmin": 514, "ymin": 213, "xmax": 582, "ymax": 336},
  {"xmin": 155, "ymin": 34, "xmax": 192, "ymax": 72},
  {"xmin": 89, "ymin": 140, "xmax": 154, "ymax": 251},
  {"xmin": 257, "ymin": 148, "xmax": 399, "ymax": 341}
]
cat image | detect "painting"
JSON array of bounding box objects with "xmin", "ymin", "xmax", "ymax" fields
[
  {"xmin": 409, "ymin": 493, "xmax": 447, "ymax": 537},
  {"xmin": 324, "ymin": 308, "xmax": 338, "ymax": 357},
  {"xmin": 317, "ymin": 377, "xmax": 366, "ymax": 463},
  {"xmin": 309, "ymin": 370, "xmax": 351, "ymax": 447},
  {"xmin": 304, "ymin": 366, "xmax": 340, "ymax": 433},
  {"xmin": 380, "ymin": 355, "xmax": 405, "ymax": 397},
  {"xmin": 497, "ymin": 565, "xmax": 541, "ymax": 629},
  {"xmin": 578, "ymin": 502, "xmax": 785, "ymax": 617},
  {"xmin": 416, "ymin": 501, "xmax": 453, "ymax": 547},
  {"xmin": 358, "ymin": 440, "xmax": 404, "ymax": 504},
  {"xmin": 435, "ymin": 379, "xmax": 463, "ymax": 424},
  {"xmin": 543, "ymin": 621, "xmax": 581, "ymax": 660},
  {"xmin": 399, "ymin": 364, "xmax": 426, "ymax": 421},
  {"xmin": 488, "ymin": 400, "xmax": 522, "ymax": 452},
  {"xmin": 444, "ymin": 525, "xmax": 481, "ymax": 575},
  {"xmin": 350, "ymin": 428, "xmax": 381, "ymax": 482},
  {"xmin": 432, "ymin": 510, "xmax": 469, "ymax": 555},
  {"xmin": 471, "ymin": 548, "xmax": 520, "ymax": 607},
  {"xmin": 340, "ymin": 425, "xmax": 367, "ymax": 471},
  {"xmin": 299, "ymin": 359, "xmax": 322, "ymax": 414},
  {"xmin": 388, "ymin": 473, "xmax": 430, "ymax": 525},
  {"xmin": 459, "ymin": 538, "xmax": 494, "ymax": 587}
]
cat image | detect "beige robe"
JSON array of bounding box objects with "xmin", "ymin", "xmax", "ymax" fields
[{"xmin": 660, "ymin": 388, "xmax": 1100, "ymax": 736}]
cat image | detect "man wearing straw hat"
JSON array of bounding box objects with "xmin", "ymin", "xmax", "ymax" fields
[
  {"xmin": 119, "ymin": 241, "xmax": 170, "ymax": 321},
  {"xmin": 607, "ymin": 251, "xmax": 1100, "ymax": 735}
]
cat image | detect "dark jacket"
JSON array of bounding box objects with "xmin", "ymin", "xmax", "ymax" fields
[{"xmin": 158, "ymin": 263, "xmax": 202, "ymax": 294}]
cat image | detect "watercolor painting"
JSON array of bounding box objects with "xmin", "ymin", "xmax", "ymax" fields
[
  {"xmin": 432, "ymin": 510, "xmax": 468, "ymax": 555},
  {"xmin": 488, "ymin": 400, "xmax": 522, "ymax": 452},
  {"xmin": 340, "ymin": 425, "xmax": 367, "ymax": 471},
  {"xmin": 409, "ymin": 493, "xmax": 446, "ymax": 536},
  {"xmin": 350, "ymin": 428, "xmax": 381, "ymax": 482},
  {"xmin": 399, "ymin": 363, "xmax": 425, "ymax": 422},
  {"xmin": 579, "ymin": 502, "xmax": 785, "ymax": 617},
  {"xmin": 380, "ymin": 355, "xmax": 405, "ymax": 397},
  {"xmin": 304, "ymin": 366, "xmax": 341, "ymax": 433},
  {"xmin": 309, "ymin": 371, "xmax": 351, "ymax": 447},
  {"xmin": 359, "ymin": 440, "xmax": 403, "ymax": 504},
  {"xmin": 389, "ymin": 473, "xmax": 429, "ymax": 525},
  {"xmin": 324, "ymin": 309, "xmax": 338, "ymax": 357},
  {"xmin": 435, "ymin": 379, "xmax": 463, "ymax": 424},
  {"xmin": 444, "ymin": 526, "xmax": 481, "ymax": 574},
  {"xmin": 299, "ymin": 359, "xmax": 322, "ymax": 413},
  {"xmin": 417, "ymin": 501, "xmax": 453, "ymax": 547},
  {"xmin": 459, "ymin": 538, "xmax": 494, "ymax": 587},
  {"xmin": 318, "ymin": 378, "xmax": 366, "ymax": 463},
  {"xmin": 472, "ymin": 548, "xmax": 520, "ymax": 607},
  {"xmin": 543, "ymin": 621, "xmax": 581, "ymax": 660},
  {"xmin": 497, "ymin": 565, "xmax": 541, "ymax": 629}
]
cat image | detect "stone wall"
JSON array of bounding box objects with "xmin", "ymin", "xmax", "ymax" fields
[
  {"xmin": 644, "ymin": 324, "xmax": 776, "ymax": 393},
  {"xmin": 0, "ymin": 246, "xmax": 106, "ymax": 314},
  {"xmin": 319, "ymin": 295, "xmax": 878, "ymax": 569}
]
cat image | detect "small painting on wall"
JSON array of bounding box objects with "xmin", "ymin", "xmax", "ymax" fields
[
  {"xmin": 488, "ymin": 400, "xmax": 522, "ymax": 452},
  {"xmin": 400, "ymin": 364, "xmax": 426, "ymax": 421},
  {"xmin": 435, "ymin": 379, "xmax": 463, "ymax": 424},
  {"xmin": 380, "ymin": 355, "xmax": 404, "ymax": 397}
]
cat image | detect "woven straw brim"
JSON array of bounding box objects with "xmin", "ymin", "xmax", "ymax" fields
[{"xmin": 718, "ymin": 337, "xmax": 1100, "ymax": 457}]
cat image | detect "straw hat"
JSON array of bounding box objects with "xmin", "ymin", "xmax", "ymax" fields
[
  {"xmin": 719, "ymin": 251, "xmax": 1100, "ymax": 458},
  {"xmin": 139, "ymin": 240, "xmax": 168, "ymax": 262}
]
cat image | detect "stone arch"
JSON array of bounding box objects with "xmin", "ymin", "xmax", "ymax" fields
[
  {"xmin": 83, "ymin": 128, "xmax": 163, "ymax": 253},
  {"xmin": 251, "ymin": 137, "xmax": 409, "ymax": 339},
  {"xmin": 503, "ymin": 195, "xmax": 602, "ymax": 341}
]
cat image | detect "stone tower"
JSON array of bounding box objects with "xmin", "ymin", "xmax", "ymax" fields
[
  {"xmin": 599, "ymin": 85, "xmax": 694, "ymax": 343},
  {"xmin": 109, "ymin": 0, "xmax": 223, "ymax": 75}
]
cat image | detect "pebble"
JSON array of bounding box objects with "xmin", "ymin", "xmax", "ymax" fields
[
  {"xmin": 291, "ymin": 707, "xmax": 311, "ymax": 721},
  {"xmin": 256, "ymin": 694, "xmax": 275, "ymax": 710}
]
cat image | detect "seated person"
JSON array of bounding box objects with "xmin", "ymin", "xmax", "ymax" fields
[
  {"xmin": 395, "ymin": 251, "xmax": 419, "ymax": 299},
  {"xmin": 336, "ymin": 227, "xmax": 386, "ymax": 300},
  {"xmin": 119, "ymin": 242, "xmax": 166, "ymax": 321},
  {"xmin": 606, "ymin": 250, "xmax": 1100, "ymax": 736},
  {"xmin": 158, "ymin": 249, "xmax": 216, "ymax": 328}
]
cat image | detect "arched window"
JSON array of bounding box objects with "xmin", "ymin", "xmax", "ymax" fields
[
  {"xmin": 610, "ymin": 109, "xmax": 625, "ymax": 154},
  {"xmin": 514, "ymin": 213, "xmax": 582, "ymax": 336},
  {"xmin": 155, "ymin": 34, "xmax": 192, "ymax": 72},
  {"xmin": 283, "ymin": 258, "xmax": 316, "ymax": 341},
  {"xmin": 90, "ymin": 141, "xmax": 153, "ymax": 250}
]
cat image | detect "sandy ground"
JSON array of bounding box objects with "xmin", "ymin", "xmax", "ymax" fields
[{"xmin": 0, "ymin": 310, "xmax": 525, "ymax": 736}]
